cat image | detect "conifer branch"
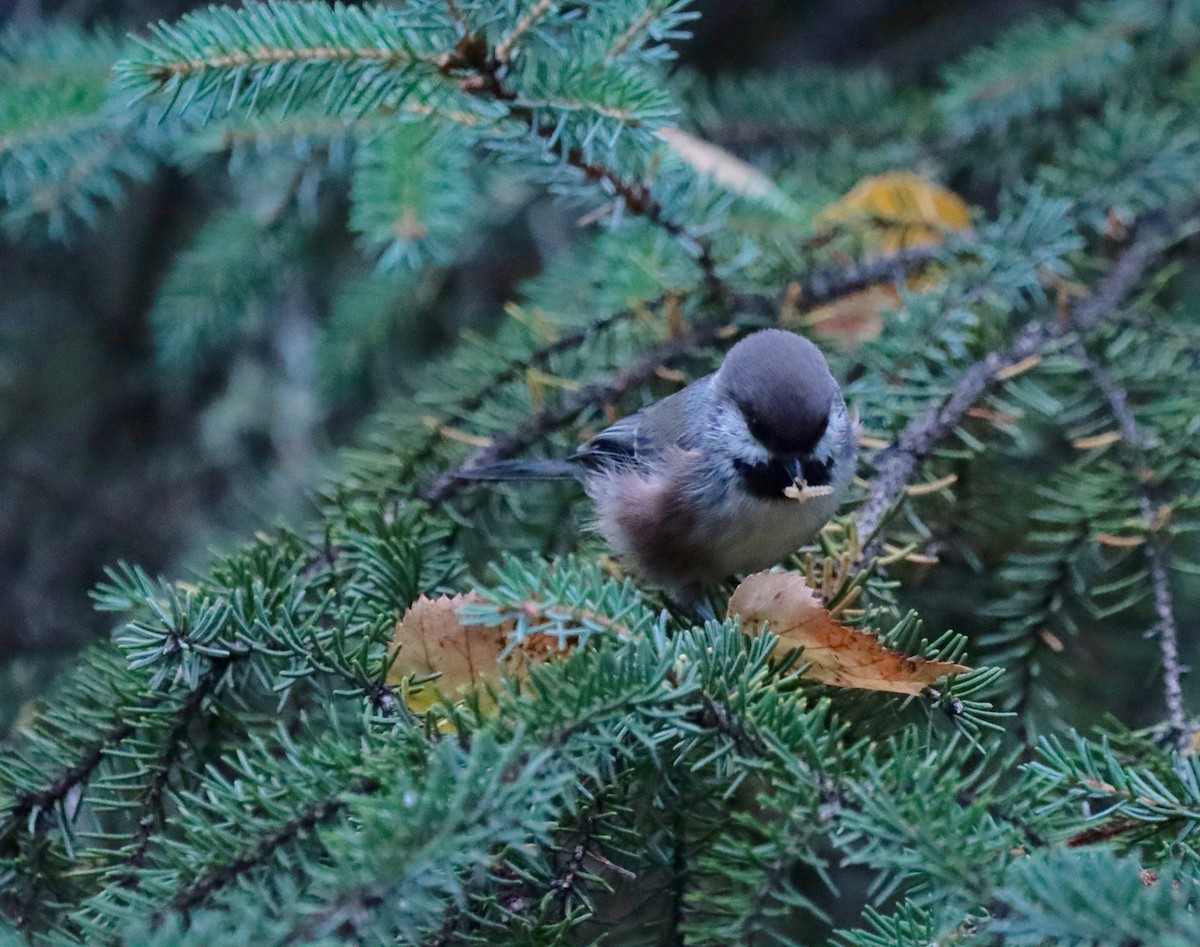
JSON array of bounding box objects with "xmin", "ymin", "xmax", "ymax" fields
[
  {"xmin": 735, "ymin": 821, "xmax": 814, "ymax": 941},
  {"xmin": 560, "ymin": 142, "xmax": 723, "ymax": 297},
  {"xmin": 162, "ymin": 777, "xmax": 380, "ymax": 920},
  {"xmin": 1065, "ymin": 814, "xmax": 1143, "ymax": 848},
  {"xmin": 119, "ymin": 672, "xmax": 220, "ymax": 880},
  {"xmin": 856, "ymin": 221, "xmax": 1172, "ymax": 559},
  {"xmin": 121, "ymin": 2, "xmax": 450, "ymax": 91},
  {"xmin": 400, "ymin": 298, "xmax": 655, "ymax": 483},
  {"xmin": 669, "ymin": 811, "xmax": 688, "ymax": 940},
  {"xmin": 1072, "ymin": 345, "xmax": 1189, "ymax": 747},
  {"xmin": 442, "ymin": 0, "xmax": 467, "ymax": 28},
  {"xmin": 437, "ymin": 36, "xmax": 726, "ymax": 294},
  {"xmin": 285, "ymin": 882, "xmax": 397, "ymax": 945},
  {"xmin": 779, "ymin": 243, "xmax": 941, "ymax": 304},
  {"xmin": 606, "ymin": 8, "xmax": 657, "ymax": 62},
  {"xmin": 551, "ymin": 841, "xmax": 589, "ymax": 910},
  {"xmin": 494, "ymin": 0, "xmax": 556, "ymax": 64},
  {"xmin": 0, "ymin": 114, "xmax": 108, "ymax": 154},
  {"xmin": 1008, "ymin": 524, "xmax": 1091, "ymax": 742},
  {"xmin": 11, "ymin": 7, "xmax": 1200, "ymax": 941},
  {"xmin": 0, "ymin": 717, "xmax": 136, "ymax": 854},
  {"xmin": 142, "ymin": 43, "xmax": 429, "ymax": 82}
]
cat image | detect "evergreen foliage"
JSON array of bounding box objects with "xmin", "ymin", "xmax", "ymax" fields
[
  {"xmin": 2, "ymin": 0, "xmax": 1200, "ymax": 943},
  {"xmin": 0, "ymin": 26, "xmax": 157, "ymax": 238}
]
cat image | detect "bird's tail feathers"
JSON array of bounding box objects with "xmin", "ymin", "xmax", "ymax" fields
[{"xmin": 455, "ymin": 459, "xmax": 580, "ymax": 482}]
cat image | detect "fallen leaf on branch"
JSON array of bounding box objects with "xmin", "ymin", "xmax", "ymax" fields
[
  {"xmin": 798, "ymin": 173, "xmax": 973, "ymax": 349},
  {"xmin": 817, "ymin": 171, "xmax": 973, "ymax": 253},
  {"xmin": 727, "ymin": 571, "xmax": 970, "ymax": 694},
  {"xmin": 800, "ymin": 284, "xmax": 895, "ymax": 347},
  {"xmin": 387, "ymin": 593, "xmax": 571, "ymax": 711}
]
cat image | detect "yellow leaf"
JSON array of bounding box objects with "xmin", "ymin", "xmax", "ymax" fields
[
  {"xmin": 727, "ymin": 571, "xmax": 970, "ymax": 695},
  {"xmin": 387, "ymin": 593, "xmax": 567, "ymax": 712},
  {"xmin": 817, "ymin": 171, "xmax": 973, "ymax": 253}
]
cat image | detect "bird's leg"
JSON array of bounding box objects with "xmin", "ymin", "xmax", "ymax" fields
[
  {"xmin": 693, "ymin": 594, "xmax": 719, "ymax": 624},
  {"xmin": 672, "ymin": 585, "xmax": 719, "ymax": 625}
]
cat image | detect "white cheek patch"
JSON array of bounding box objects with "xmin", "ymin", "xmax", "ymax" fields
[{"xmin": 710, "ymin": 403, "xmax": 772, "ymax": 465}]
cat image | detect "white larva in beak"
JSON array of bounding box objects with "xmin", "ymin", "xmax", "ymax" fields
[{"xmin": 783, "ymin": 478, "xmax": 835, "ymax": 503}]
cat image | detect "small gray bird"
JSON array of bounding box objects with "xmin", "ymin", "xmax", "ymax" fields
[{"xmin": 459, "ymin": 329, "xmax": 857, "ymax": 603}]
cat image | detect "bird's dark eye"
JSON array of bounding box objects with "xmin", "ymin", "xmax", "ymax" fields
[{"xmin": 742, "ymin": 410, "xmax": 770, "ymax": 446}]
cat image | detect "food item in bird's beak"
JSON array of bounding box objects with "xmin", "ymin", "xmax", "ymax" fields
[{"xmin": 783, "ymin": 478, "xmax": 835, "ymax": 503}]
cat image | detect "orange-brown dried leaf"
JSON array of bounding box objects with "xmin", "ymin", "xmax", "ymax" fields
[
  {"xmin": 388, "ymin": 593, "xmax": 512, "ymax": 710},
  {"xmin": 388, "ymin": 593, "xmax": 578, "ymax": 711},
  {"xmin": 802, "ymin": 284, "xmax": 897, "ymax": 348},
  {"xmin": 727, "ymin": 571, "xmax": 970, "ymax": 694}
]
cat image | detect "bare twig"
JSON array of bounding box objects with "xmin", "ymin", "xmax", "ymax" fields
[
  {"xmin": 1073, "ymin": 344, "xmax": 1190, "ymax": 747},
  {"xmin": 855, "ymin": 222, "xmax": 1171, "ymax": 559}
]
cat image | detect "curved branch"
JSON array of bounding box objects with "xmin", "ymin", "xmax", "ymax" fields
[
  {"xmin": 1072, "ymin": 345, "xmax": 1190, "ymax": 747},
  {"xmin": 161, "ymin": 777, "xmax": 380, "ymax": 921},
  {"xmin": 855, "ymin": 219, "xmax": 1174, "ymax": 558},
  {"xmin": 0, "ymin": 717, "xmax": 136, "ymax": 855}
]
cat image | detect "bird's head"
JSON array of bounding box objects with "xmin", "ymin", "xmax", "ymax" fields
[{"xmin": 712, "ymin": 329, "xmax": 852, "ymax": 499}]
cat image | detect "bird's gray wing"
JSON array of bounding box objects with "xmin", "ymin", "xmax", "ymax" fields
[{"xmin": 573, "ymin": 376, "xmax": 709, "ymax": 472}]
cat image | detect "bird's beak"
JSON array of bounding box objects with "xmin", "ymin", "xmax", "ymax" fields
[{"xmin": 784, "ymin": 456, "xmax": 806, "ymax": 485}]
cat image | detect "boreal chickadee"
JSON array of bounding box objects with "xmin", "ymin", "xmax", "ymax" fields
[{"xmin": 458, "ymin": 329, "xmax": 856, "ymax": 603}]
